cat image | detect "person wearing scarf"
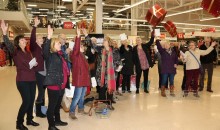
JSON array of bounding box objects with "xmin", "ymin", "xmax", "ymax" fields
[
  {"xmin": 96, "ymin": 36, "xmax": 117, "ymax": 110},
  {"xmin": 156, "ymin": 39, "xmax": 178, "ymax": 97}
]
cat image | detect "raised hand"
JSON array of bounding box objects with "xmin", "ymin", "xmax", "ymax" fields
[
  {"xmin": 47, "ymin": 25, "xmax": 53, "ymax": 39},
  {"xmin": 76, "ymin": 27, "xmax": 81, "ymax": 37},
  {"xmin": 82, "ymin": 28, "xmax": 88, "ymax": 37},
  {"xmin": 1, "ymin": 20, "xmax": 8, "ymax": 35},
  {"xmin": 211, "ymin": 41, "xmax": 217, "ymax": 47},
  {"xmin": 34, "ymin": 17, "xmax": 40, "ymax": 27}
]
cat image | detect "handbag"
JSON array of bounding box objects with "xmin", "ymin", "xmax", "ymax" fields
[{"xmin": 188, "ymin": 51, "xmax": 204, "ymax": 74}]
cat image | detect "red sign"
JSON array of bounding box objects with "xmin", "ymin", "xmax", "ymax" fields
[
  {"xmin": 201, "ymin": 27, "xmax": 216, "ymax": 32},
  {"xmin": 177, "ymin": 33, "xmax": 184, "ymax": 39},
  {"xmin": 63, "ymin": 22, "xmax": 74, "ymax": 29}
]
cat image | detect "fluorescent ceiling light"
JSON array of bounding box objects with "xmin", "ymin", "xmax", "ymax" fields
[
  {"xmin": 166, "ymin": 7, "xmax": 203, "ymax": 17},
  {"xmin": 71, "ymin": 18, "xmax": 78, "ymax": 19},
  {"xmin": 67, "ymin": 16, "xmax": 74, "ymax": 18},
  {"xmin": 76, "ymin": 11, "xmax": 81, "ymax": 12},
  {"xmin": 79, "ymin": 17, "xmax": 87, "ymax": 19},
  {"xmin": 200, "ymin": 17, "xmax": 220, "ymax": 21},
  {"xmin": 47, "ymin": 12, "xmax": 55, "ymax": 15},
  {"xmin": 115, "ymin": 13, "xmax": 123, "ymax": 16},
  {"xmin": 31, "ymin": 11, "xmax": 40, "ymax": 14},
  {"xmin": 55, "ymin": 9, "xmax": 65, "ymax": 12},
  {"xmin": 75, "ymin": 14, "xmax": 84, "ymax": 16},
  {"xmin": 39, "ymin": 15, "xmax": 47, "ymax": 17},
  {"xmin": 57, "ymin": 5, "xmax": 66, "ymax": 9},
  {"xmin": 62, "ymin": 0, "xmax": 72, "ymax": 2},
  {"xmin": 59, "ymin": 18, "xmax": 66, "ymax": 20},
  {"xmin": 103, "ymin": 12, "xmax": 108, "ymax": 15},
  {"xmin": 87, "ymin": 11, "xmax": 93, "ymax": 14},
  {"xmin": 86, "ymin": 8, "xmax": 94, "ymax": 11},
  {"xmin": 26, "ymin": 8, "xmax": 32, "ymax": 10},
  {"xmin": 124, "ymin": 5, "xmax": 130, "ymax": 7},
  {"xmin": 102, "ymin": 2, "xmax": 105, "ymax": 5},
  {"xmin": 61, "ymin": 12, "xmax": 70, "ymax": 15},
  {"xmin": 103, "ymin": 23, "xmax": 131, "ymax": 26},
  {"xmin": 116, "ymin": 0, "xmax": 149, "ymax": 13},
  {"xmin": 39, "ymin": 9, "xmax": 49, "ymax": 11},
  {"xmin": 27, "ymin": 4, "xmax": 37, "ymax": 7}
]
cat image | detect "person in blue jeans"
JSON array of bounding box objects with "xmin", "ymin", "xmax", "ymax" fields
[
  {"xmin": 156, "ymin": 39, "xmax": 178, "ymax": 97},
  {"xmin": 69, "ymin": 28, "xmax": 91, "ymax": 119}
]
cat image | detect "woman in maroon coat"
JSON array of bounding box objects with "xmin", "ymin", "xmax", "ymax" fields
[{"xmin": 69, "ymin": 28, "xmax": 91, "ymax": 119}]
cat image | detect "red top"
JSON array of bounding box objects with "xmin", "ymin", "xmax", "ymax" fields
[
  {"xmin": 47, "ymin": 51, "xmax": 69, "ymax": 90},
  {"xmin": 137, "ymin": 47, "xmax": 149, "ymax": 70}
]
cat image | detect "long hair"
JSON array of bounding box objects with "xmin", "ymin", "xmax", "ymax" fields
[
  {"xmin": 14, "ymin": 35, "xmax": 25, "ymax": 51},
  {"xmin": 50, "ymin": 38, "xmax": 60, "ymax": 53}
]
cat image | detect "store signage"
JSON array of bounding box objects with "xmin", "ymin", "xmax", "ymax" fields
[
  {"xmin": 177, "ymin": 33, "xmax": 184, "ymax": 39},
  {"xmin": 201, "ymin": 28, "xmax": 216, "ymax": 32},
  {"xmin": 63, "ymin": 22, "xmax": 74, "ymax": 29}
]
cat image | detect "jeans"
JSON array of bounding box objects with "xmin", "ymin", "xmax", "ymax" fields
[
  {"xmin": 47, "ymin": 89, "xmax": 64, "ymax": 127},
  {"xmin": 69, "ymin": 87, "xmax": 87, "ymax": 112},
  {"xmin": 161, "ymin": 73, "xmax": 175, "ymax": 86},
  {"xmin": 35, "ymin": 72, "xmax": 46, "ymax": 103},
  {"xmin": 16, "ymin": 81, "xmax": 36, "ymax": 124},
  {"xmin": 136, "ymin": 69, "xmax": 149, "ymax": 89},
  {"xmin": 199, "ymin": 63, "xmax": 214, "ymax": 90}
]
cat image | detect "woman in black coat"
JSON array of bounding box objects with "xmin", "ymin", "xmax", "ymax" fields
[
  {"xmin": 120, "ymin": 40, "xmax": 134, "ymax": 93},
  {"xmin": 133, "ymin": 31, "xmax": 154, "ymax": 94}
]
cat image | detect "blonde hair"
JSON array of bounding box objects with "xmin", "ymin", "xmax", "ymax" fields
[
  {"xmin": 50, "ymin": 38, "xmax": 60, "ymax": 53},
  {"xmin": 104, "ymin": 36, "xmax": 113, "ymax": 46}
]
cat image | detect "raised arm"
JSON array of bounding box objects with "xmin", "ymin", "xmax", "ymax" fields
[
  {"xmin": 30, "ymin": 17, "xmax": 40, "ymax": 52},
  {"xmin": 156, "ymin": 39, "xmax": 165, "ymax": 54},
  {"xmin": 43, "ymin": 25, "xmax": 53, "ymax": 60},
  {"xmin": 199, "ymin": 41, "xmax": 216, "ymax": 56},
  {"xmin": 1, "ymin": 20, "xmax": 14, "ymax": 54},
  {"xmin": 143, "ymin": 30, "xmax": 155, "ymax": 48},
  {"xmin": 72, "ymin": 27, "xmax": 81, "ymax": 56}
]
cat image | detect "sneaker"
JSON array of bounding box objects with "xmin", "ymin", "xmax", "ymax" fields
[
  {"xmin": 193, "ymin": 93, "xmax": 200, "ymax": 98},
  {"xmin": 115, "ymin": 91, "xmax": 123, "ymax": 96},
  {"xmin": 78, "ymin": 109, "xmax": 88, "ymax": 115},
  {"xmin": 144, "ymin": 89, "xmax": 149, "ymax": 93}
]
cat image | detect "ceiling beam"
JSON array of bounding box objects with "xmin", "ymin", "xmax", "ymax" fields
[
  {"xmin": 166, "ymin": 0, "xmax": 201, "ymax": 11},
  {"xmin": 73, "ymin": 0, "xmax": 88, "ymax": 14}
]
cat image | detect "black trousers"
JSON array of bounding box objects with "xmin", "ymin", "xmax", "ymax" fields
[
  {"xmin": 199, "ymin": 63, "xmax": 214, "ymax": 90},
  {"xmin": 116, "ymin": 72, "xmax": 121, "ymax": 91},
  {"xmin": 136, "ymin": 69, "xmax": 149, "ymax": 89},
  {"xmin": 181, "ymin": 64, "xmax": 186, "ymax": 90},
  {"xmin": 35, "ymin": 72, "xmax": 46, "ymax": 103},
  {"xmin": 47, "ymin": 89, "xmax": 64, "ymax": 127},
  {"xmin": 16, "ymin": 81, "xmax": 36, "ymax": 124},
  {"xmin": 99, "ymin": 86, "xmax": 113, "ymax": 105},
  {"xmin": 122, "ymin": 74, "xmax": 131, "ymax": 91}
]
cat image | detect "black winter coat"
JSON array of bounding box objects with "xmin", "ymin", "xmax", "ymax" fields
[
  {"xmin": 120, "ymin": 45, "xmax": 134, "ymax": 75},
  {"xmin": 43, "ymin": 39, "xmax": 69, "ymax": 89},
  {"xmin": 133, "ymin": 36, "xmax": 154, "ymax": 72}
]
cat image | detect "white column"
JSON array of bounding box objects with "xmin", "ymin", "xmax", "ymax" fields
[
  {"xmin": 72, "ymin": 0, "xmax": 77, "ymax": 13},
  {"xmin": 131, "ymin": 0, "xmax": 137, "ymax": 36},
  {"xmin": 95, "ymin": 0, "xmax": 103, "ymax": 33}
]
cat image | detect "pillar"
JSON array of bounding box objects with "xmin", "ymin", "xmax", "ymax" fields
[{"xmin": 95, "ymin": 0, "xmax": 103, "ymax": 33}]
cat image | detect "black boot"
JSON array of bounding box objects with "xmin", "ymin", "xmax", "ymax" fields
[
  {"xmin": 35, "ymin": 102, "xmax": 46, "ymax": 118},
  {"xmin": 16, "ymin": 123, "xmax": 28, "ymax": 130},
  {"xmin": 48, "ymin": 126, "xmax": 59, "ymax": 130},
  {"xmin": 26, "ymin": 120, "xmax": 39, "ymax": 126}
]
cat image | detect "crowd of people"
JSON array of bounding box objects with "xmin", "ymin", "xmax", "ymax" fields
[{"xmin": 0, "ymin": 17, "xmax": 218, "ymax": 130}]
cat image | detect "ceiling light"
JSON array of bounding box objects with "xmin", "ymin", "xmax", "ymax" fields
[
  {"xmin": 79, "ymin": 16, "xmax": 87, "ymax": 19},
  {"xmin": 86, "ymin": 8, "xmax": 94, "ymax": 11},
  {"xmin": 27, "ymin": 4, "xmax": 37, "ymax": 7},
  {"xmin": 166, "ymin": 7, "xmax": 203, "ymax": 17},
  {"xmin": 59, "ymin": 18, "xmax": 66, "ymax": 20},
  {"xmin": 116, "ymin": 0, "xmax": 149, "ymax": 13},
  {"xmin": 39, "ymin": 15, "xmax": 47, "ymax": 17},
  {"xmin": 75, "ymin": 14, "xmax": 84, "ymax": 16},
  {"xmin": 102, "ymin": 2, "xmax": 105, "ymax": 5},
  {"xmin": 26, "ymin": 8, "xmax": 32, "ymax": 10},
  {"xmin": 71, "ymin": 18, "xmax": 78, "ymax": 19},
  {"xmin": 171, "ymin": 22, "xmax": 220, "ymax": 28},
  {"xmin": 31, "ymin": 11, "xmax": 41, "ymax": 14},
  {"xmin": 39, "ymin": 9, "xmax": 49, "ymax": 11},
  {"xmin": 62, "ymin": 12, "xmax": 70, "ymax": 15},
  {"xmin": 87, "ymin": 11, "xmax": 93, "ymax": 14},
  {"xmin": 76, "ymin": 11, "xmax": 81, "ymax": 12},
  {"xmin": 47, "ymin": 12, "xmax": 55, "ymax": 15},
  {"xmin": 115, "ymin": 13, "xmax": 123, "ymax": 16},
  {"xmin": 57, "ymin": 5, "xmax": 66, "ymax": 9},
  {"xmin": 124, "ymin": 5, "xmax": 130, "ymax": 7},
  {"xmin": 67, "ymin": 16, "xmax": 74, "ymax": 18},
  {"xmin": 62, "ymin": 0, "xmax": 72, "ymax": 2},
  {"xmin": 200, "ymin": 17, "xmax": 220, "ymax": 21},
  {"xmin": 103, "ymin": 12, "xmax": 108, "ymax": 15},
  {"xmin": 55, "ymin": 9, "xmax": 65, "ymax": 12}
]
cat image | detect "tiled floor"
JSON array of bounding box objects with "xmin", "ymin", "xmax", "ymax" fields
[{"xmin": 0, "ymin": 65, "xmax": 220, "ymax": 130}]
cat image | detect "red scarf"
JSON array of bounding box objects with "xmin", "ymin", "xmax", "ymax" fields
[{"xmin": 100, "ymin": 48, "xmax": 116, "ymax": 93}]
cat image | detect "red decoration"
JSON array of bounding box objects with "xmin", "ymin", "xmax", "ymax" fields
[
  {"xmin": 145, "ymin": 4, "xmax": 167, "ymax": 27},
  {"xmin": 201, "ymin": 27, "xmax": 216, "ymax": 32},
  {"xmin": 201, "ymin": 0, "xmax": 220, "ymax": 17},
  {"xmin": 0, "ymin": 49, "xmax": 6, "ymax": 67},
  {"xmin": 163, "ymin": 21, "xmax": 177, "ymax": 37},
  {"xmin": 63, "ymin": 22, "xmax": 74, "ymax": 29}
]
